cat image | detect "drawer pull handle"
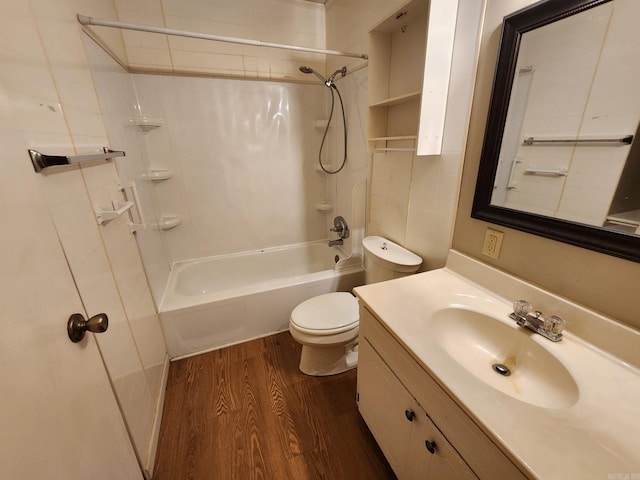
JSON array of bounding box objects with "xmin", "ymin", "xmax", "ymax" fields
[
  {"xmin": 425, "ymin": 440, "xmax": 436, "ymax": 454},
  {"xmin": 404, "ymin": 409, "xmax": 415, "ymax": 422}
]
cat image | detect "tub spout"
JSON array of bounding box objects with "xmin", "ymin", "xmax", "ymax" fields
[{"xmin": 328, "ymin": 239, "xmax": 343, "ymax": 247}]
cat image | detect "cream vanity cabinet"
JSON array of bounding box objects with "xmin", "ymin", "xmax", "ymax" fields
[
  {"xmin": 357, "ymin": 306, "xmax": 530, "ymax": 480},
  {"xmin": 358, "ymin": 336, "xmax": 476, "ymax": 479}
]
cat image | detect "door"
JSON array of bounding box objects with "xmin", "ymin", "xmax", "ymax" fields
[{"xmin": 0, "ymin": 111, "xmax": 141, "ymax": 478}]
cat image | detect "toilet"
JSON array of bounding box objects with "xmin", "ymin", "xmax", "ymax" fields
[{"xmin": 289, "ymin": 236, "xmax": 422, "ymax": 376}]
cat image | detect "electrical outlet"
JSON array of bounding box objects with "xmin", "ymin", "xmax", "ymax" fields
[{"xmin": 481, "ymin": 228, "xmax": 504, "ymax": 259}]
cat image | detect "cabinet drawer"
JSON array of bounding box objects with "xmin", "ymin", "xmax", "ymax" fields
[{"xmin": 359, "ymin": 306, "xmax": 530, "ymax": 480}]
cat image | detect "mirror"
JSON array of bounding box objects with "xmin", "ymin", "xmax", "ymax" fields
[{"xmin": 472, "ymin": 0, "xmax": 640, "ymax": 262}]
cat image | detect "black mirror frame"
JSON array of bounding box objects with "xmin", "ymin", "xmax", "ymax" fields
[{"xmin": 471, "ymin": 0, "xmax": 640, "ymax": 263}]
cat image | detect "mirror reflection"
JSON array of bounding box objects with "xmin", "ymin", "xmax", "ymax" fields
[{"xmin": 490, "ymin": 0, "xmax": 640, "ymax": 235}]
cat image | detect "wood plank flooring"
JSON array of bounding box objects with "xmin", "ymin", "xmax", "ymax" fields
[{"xmin": 153, "ymin": 331, "xmax": 396, "ymax": 479}]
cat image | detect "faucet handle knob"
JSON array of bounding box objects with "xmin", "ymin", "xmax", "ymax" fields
[
  {"xmin": 513, "ymin": 299, "xmax": 532, "ymax": 317},
  {"xmin": 544, "ymin": 315, "xmax": 567, "ymax": 335}
]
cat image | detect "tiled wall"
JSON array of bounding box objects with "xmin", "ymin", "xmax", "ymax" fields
[
  {"xmin": 498, "ymin": 1, "xmax": 640, "ymax": 226},
  {"xmin": 88, "ymin": 0, "xmax": 483, "ymax": 272},
  {"xmin": 109, "ymin": 0, "xmax": 327, "ymax": 81},
  {"xmin": 82, "ymin": 0, "xmax": 369, "ymax": 276},
  {"xmin": 130, "ymin": 73, "xmax": 331, "ymax": 263},
  {"xmin": 0, "ymin": 0, "xmax": 167, "ymax": 473},
  {"xmin": 83, "ymin": 36, "xmax": 173, "ymax": 305}
]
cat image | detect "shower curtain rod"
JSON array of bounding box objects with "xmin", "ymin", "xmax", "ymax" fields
[{"xmin": 77, "ymin": 15, "xmax": 368, "ymax": 60}]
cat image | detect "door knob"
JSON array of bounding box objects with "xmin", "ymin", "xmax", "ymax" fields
[{"xmin": 67, "ymin": 313, "xmax": 109, "ymax": 343}]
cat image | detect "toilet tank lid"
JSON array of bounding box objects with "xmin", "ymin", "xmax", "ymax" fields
[
  {"xmin": 291, "ymin": 292, "xmax": 359, "ymax": 331},
  {"xmin": 362, "ymin": 236, "xmax": 422, "ymax": 267}
]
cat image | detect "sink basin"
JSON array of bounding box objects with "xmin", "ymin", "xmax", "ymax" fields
[{"xmin": 432, "ymin": 307, "xmax": 579, "ymax": 409}]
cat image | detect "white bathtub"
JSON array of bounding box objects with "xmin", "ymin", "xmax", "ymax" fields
[{"xmin": 159, "ymin": 241, "xmax": 364, "ymax": 359}]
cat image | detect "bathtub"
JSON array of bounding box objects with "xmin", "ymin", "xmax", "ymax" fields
[{"xmin": 158, "ymin": 241, "xmax": 364, "ymax": 359}]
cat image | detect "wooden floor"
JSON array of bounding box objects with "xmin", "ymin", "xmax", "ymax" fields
[{"xmin": 152, "ymin": 331, "xmax": 396, "ymax": 479}]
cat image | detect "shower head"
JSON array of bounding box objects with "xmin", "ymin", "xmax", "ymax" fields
[
  {"xmin": 299, "ymin": 65, "xmax": 328, "ymax": 84},
  {"xmin": 299, "ymin": 65, "xmax": 347, "ymax": 87},
  {"xmin": 327, "ymin": 66, "xmax": 347, "ymax": 83}
]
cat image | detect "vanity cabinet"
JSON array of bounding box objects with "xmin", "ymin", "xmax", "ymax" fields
[
  {"xmin": 357, "ymin": 306, "xmax": 530, "ymax": 480},
  {"xmin": 359, "ymin": 337, "xmax": 476, "ymax": 479}
]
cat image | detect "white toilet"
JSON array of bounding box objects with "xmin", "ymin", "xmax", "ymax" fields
[{"xmin": 289, "ymin": 236, "xmax": 422, "ymax": 376}]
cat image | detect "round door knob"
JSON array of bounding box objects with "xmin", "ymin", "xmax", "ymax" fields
[
  {"xmin": 67, "ymin": 313, "xmax": 109, "ymax": 343},
  {"xmin": 404, "ymin": 409, "xmax": 415, "ymax": 422},
  {"xmin": 425, "ymin": 440, "xmax": 436, "ymax": 454}
]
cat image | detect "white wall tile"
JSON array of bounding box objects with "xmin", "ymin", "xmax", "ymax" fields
[
  {"xmin": 131, "ymin": 74, "xmax": 328, "ymax": 262},
  {"xmin": 113, "ymin": 0, "xmax": 325, "ymax": 79}
]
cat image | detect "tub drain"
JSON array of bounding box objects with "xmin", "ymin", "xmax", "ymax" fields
[{"xmin": 492, "ymin": 363, "xmax": 511, "ymax": 376}]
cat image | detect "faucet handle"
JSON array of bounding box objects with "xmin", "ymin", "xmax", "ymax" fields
[
  {"xmin": 544, "ymin": 315, "xmax": 567, "ymax": 335},
  {"xmin": 513, "ymin": 299, "xmax": 532, "ymax": 317}
]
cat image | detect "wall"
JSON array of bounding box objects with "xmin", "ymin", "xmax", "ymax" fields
[
  {"xmin": 324, "ymin": 68, "xmax": 370, "ymax": 257},
  {"xmin": 326, "ymin": 0, "xmax": 483, "ymax": 270},
  {"xmin": 83, "ymin": 35, "xmax": 173, "ymax": 307},
  {"xmin": 83, "ymin": 0, "xmax": 370, "ymax": 286},
  {"xmin": 97, "ymin": 0, "xmax": 327, "ymax": 82},
  {"xmin": 0, "ymin": 0, "xmax": 168, "ymax": 473},
  {"xmin": 130, "ymin": 74, "xmax": 329, "ymax": 264},
  {"xmin": 454, "ymin": 0, "xmax": 640, "ymax": 331},
  {"xmin": 90, "ymin": 0, "xmax": 483, "ymax": 274}
]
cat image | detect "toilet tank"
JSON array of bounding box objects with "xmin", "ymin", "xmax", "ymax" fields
[{"xmin": 362, "ymin": 236, "xmax": 422, "ymax": 284}]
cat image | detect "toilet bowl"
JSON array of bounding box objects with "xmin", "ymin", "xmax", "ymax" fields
[
  {"xmin": 290, "ymin": 292, "xmax": 360, "ymax": 376},
  {"xmin": 289, "ymin": 236, "xmax": 422, "ymax": 376}
]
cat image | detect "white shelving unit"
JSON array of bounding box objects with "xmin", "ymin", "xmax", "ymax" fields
[{"xmin": 367, "ymin": 0, "xmax": 458, "ymax": 155}]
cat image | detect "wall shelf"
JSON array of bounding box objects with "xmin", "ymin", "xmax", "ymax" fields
[
  {"xmin": 366, "ymin": 0, "xmax": 458, "ymax": 155},
  {"xmin": 370, "ymin": 135, "xmax": 418, "ymax": 142},
  {"xmin": 375, "ymin": 147, "xmax": 417, "ymax": 153},
  {"xmin": 127, "ymin": 115, "xmax": 162, "ymax": 133},
  {"xmin": 141, "ymin": 169, "xmax": 173, "ymax": 182},
  {"xmin": 369, "ymin": 91, "xmax": 421, "ymax": 108},
  {"xmin": 367, "ymin": 0, "xmax": 427, "ymax": 154},
  {"xmin": 606, "ymin": 209, "xmax": 640, "ymax": 227},
  {"xmin": 314, "ymin": 119, "xmax": 332, "ymax": 129},
  {"xmin": 315, "ymin": 201, "xmax": 333, "ymax": 212},
  {"xmin": 157, "ymin": 216, "xmax": 182, "ymax": 230},
  {"xmin": 29, "ymin": 147, "xmax": 125, "ymax": 172}
]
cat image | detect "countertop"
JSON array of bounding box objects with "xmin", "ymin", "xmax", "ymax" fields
[{"xmin": 354, "ymin": 263, "xmax": 640, "ymax": 480}]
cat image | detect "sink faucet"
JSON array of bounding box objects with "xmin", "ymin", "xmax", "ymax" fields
[{"xmin": 510, "ymin": 300, "xmax": 566, "ymax": 342}]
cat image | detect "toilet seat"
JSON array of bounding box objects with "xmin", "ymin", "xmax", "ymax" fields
[{"xmin": 290, "ymin": 292, "xmax": 359, "ymax": 335}]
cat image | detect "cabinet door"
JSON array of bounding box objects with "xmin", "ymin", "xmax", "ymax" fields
[
  {"xmin": 358, "ymin": 338, "xmax": 416, "ymax": 478},
  {"xmin": 408, "ymin": 411, "xmax": 478, "ymax": 480}
]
